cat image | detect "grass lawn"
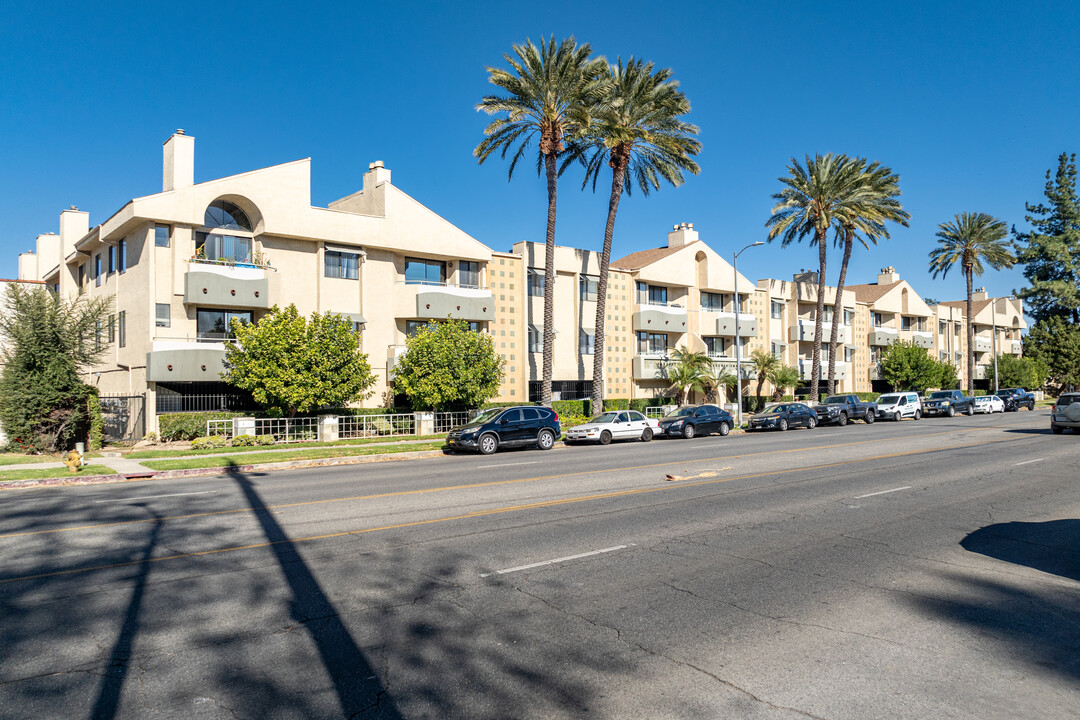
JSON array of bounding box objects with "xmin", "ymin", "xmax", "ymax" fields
[
  {"xmin": 127, "ymin": 434, "xmax": 446, "ymax": 459},
  {"xmin": 141, "ymin": 441, "xmax": 448, "ymax": 471},
  {"xmin": 0, "ymin": 465, "xmax": 117, "ymax": 482}
]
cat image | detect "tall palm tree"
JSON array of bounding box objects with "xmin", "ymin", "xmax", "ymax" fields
[
  {"xmin": 928, "ymin": 212, "xmax": 1015, "ymax": 395},
  {"xmin": 701, "ymin": 365, "xmax": 735, "ymax": 404},
  {"xmin": 766, "ymin": 154, "xmax": 862, "ymax": 401},
  {"xmin": 826, "ymin": 160, "xmax": 910, "ymax": 394},
  {"xmin": 665, "ymin": 349, "xmax": 710, "ymax": 405},
  {"xmin": 767, "ymin": 364, "xmax": 801, "ymax": 402},
  {"xmin": 476, "ymin": 37, "xmax": 606, "ymax": 405},
  {"xmin": 749, "ymin": 347, "xmax": 780, "ymax": 411},
  {"xmin": 577, "ymin": 58, "xmax": 701, "ymax": 415}
]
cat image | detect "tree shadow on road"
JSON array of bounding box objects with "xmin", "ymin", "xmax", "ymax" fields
[{"xmin": 961, "ymin": 519, "xmax": 1080, "ymax": 582}]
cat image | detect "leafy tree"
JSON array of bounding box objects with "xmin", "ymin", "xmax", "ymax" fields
[
  {"xmin": 664, "ymin": 349, "xmax": 710, "ymax": 405},
  {"xmin": 827, "ymin": 159, "xmax": 909, "ymax": 394},
  {"xmin": 222, "ymin": 305, "xmax": 375, "ymax": 417},
  {"xmin": 767, "ymin": 154, "xmax": 863, "ymax": 398},
  {"xmin": 935, "ymin": 359, "xmax": 960, "ymax": 391},
  {"xmin": 767, "ymin": 364, "xmax": 800, "ymax": 402},
  {"xmin": 922, "ymin": 297, "xmax": 941, "ymax": 306},
  {"xmin": 0, "ymin": 285, "xmax": 112, "ymax": 452},
  {"xmin": 577, "ymin": 57, "xmax": 701, "ymax": 413},
  {"xmin": 1023, "ymin": 316, "xmax": 1080, "ymax": 391},
  {"xmin": 984, "ymin": 354, "xmax": 1049, "ymax": 390},
  {"xmin": 928, "ymin": 212, "xmax": 1015, "ymax": 395},
  {"xmin": 1013, "ymin": 153, "xmax": 1080, "ymax": 324},
  {"xmin": 391, "ymin": 318, "xmax": 504, "ymax": 410},
  {"xmin": 476, "ymin": 36, "xmax": 605, "ymax": 406},
  {"xmin": 880, "ymin": 340, "xmax": 939, "ymax": 392},
  {"xmin": 749, "ymin": 348, "xmax": 780, "ymax": 411}
]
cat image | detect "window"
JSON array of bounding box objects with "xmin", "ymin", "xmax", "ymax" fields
[
  {"xmin": 118, "ymin": 240, "xmax": 126, "ymax": 274},
  {"xmin": 872, "ymin": 312, "xmax": 883, "ymax": 327},
  {"xmin": 822, "ymin": 306, "xmax": 834, "ymax": 323},
  {"xmin": 845, "ymin": 347, "xmax": 855, "ymax": 362},
  {"xmin": 406, "ymin": 320, "xmax": 434, "ymax": 337},
  {"xmin": 734, "ymin": 294, "xmax": 746, "ymax": 313},
  {"xmin": 939, "ymin": 321, "xmax": 947, "ymax": 334},
  {"xmin": 771, "ymin": 342, "xmax": 784, "ymax": 358},
  {"xmin": 636, "ymin": 281, "xmax": 647, "ymax": 303},
  {"xmin": 704, "ymin": 337, "xmax": 727, "ymax": 357},
  {"xmin": 647, "ymin": 285, "xmax": 668, "ymax": 306},
  {"xmin": 844, "ymin": 309, "xmax": 855, "ymax": 326},
  {"xmin": 579, "ymin": 275, "xmax": 598, "ymax": 302},
  {"xmin": 108, "ymin": 315, "xmax": 116, "ymax": 343},
  {"xmin": 156, "ymin": 304, "xmax": 171, "ymax": 328},
  {"xmin": 204, "ymin": 200, "xmax": 252, "ymax": 231},
  {"xmin": 771, "ymin": 301, "xmax": 784, "ymax": 319},
  {"xmin": 954, "ymin": 324, "xmax": 961, "ymax": 336},
  {"xmin": 701, "ymin": 292, "xmax": 724, "ymax": 312},
  {"xmin": 118, "ymin": 311, "xmax": 126, "ymax": 348},
  {"xmin": 108, "ymin": 245, "xmax": 116, "ymax": 274},
  {"xmin": 901, "ymin": 316, "xmax": 912, "ymax": 331},
  {"xmin": 196, "ymin": 308, "xmax": 253, "ymax": 339},
  {"xmin": 459, "ymin": 261, "xmax": 480, "ymax": 288},
  {"xmin": 95, "ymin": 320, "xmax": 102, "ymax": 351},
  {"xmin": 95, "ymin": 254, "xmax": 101, "ymax": 286},
  {"xmin": 404, "ymin": 257, "xmax": 446, "ymax": 285},
  {"xmin": 324, "ymin": 251, "xmax": 360, "ymax": 279},
  {"xmin": 196, "ymin": 232, "xmax": 253, "ymax": 264},
  {"xmin": 580, "ymin": 330, "xmax": 595, "ymax": 355},
  {"xmin": 78, "ymin": 264, "xmax": 85, "ymax": 289},
  {"xmin": 527, "ymin": 269, "xmax": 545, "ymax": 297},
  {"xmin": 529, "ymin": 326, "xmax": 542, "ymax": 353},
  {"xmin": 636, "ymin": 331, "xmax": 666, "ymax": 355},
  {"xmin": 155, "ymin": 225, "xmax": 171, "ymax": 248}
]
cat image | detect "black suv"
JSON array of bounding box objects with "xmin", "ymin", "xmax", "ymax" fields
[
  {"xmin": 446, "ymin": 406, "xmax": 561, "ymax": 455},
  {"xmin": 996, "ymin": 388, "xmax": 1035, "ymax": 411},
  {"xmin": 657, "ymin": 404, "xmax": 734, "ymax": 439}
]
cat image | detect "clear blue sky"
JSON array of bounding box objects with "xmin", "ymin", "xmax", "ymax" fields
[{"xmin": 2, "ymin": 0, "xmax": 1077, "ymax": 306}]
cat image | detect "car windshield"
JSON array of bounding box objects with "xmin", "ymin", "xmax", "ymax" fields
[
  {"xmin": 766, "ymin": 405, "xmax": 789, "ymax": 414},
  {"xmin": 823, "ymin": 396, "xmax": 847, "ymax": 404},
  {"xmin": 590, "ymin": 412, "xmax": 619, "ymax": 424},
  {"xmin": 975, "ymin": 397, "xmax": 989, "ymax": 402},
  {"xmin": 664, "ymin": 407, "xmax": 696, "ymax": 419},
  {"xmin": 469, "ymin": 408, "xmax": 504, "ymax": 424},
  {"xmin": 928, "ymin": 391, "xmax": 953, "ymax": 399},
  {"xmin": 994, "ymin": 391, "xmax": 1010, "ymax": 397},
  {"xmin": 878, "ymin": 395, "xmax": 900, "ymax": 404}
]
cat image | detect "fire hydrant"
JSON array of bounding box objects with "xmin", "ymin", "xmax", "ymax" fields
[{"xmin": 64, "ymin": 449, "xmax": 83, "ymax": 473}]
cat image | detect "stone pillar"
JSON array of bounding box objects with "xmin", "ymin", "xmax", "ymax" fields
[
  {"xmin": 318, "ymin": 415, "xmax": 339, "ymax": 443},
  {"xmin": 414, "ymin": 411, "xmax": 434, "ymax": 436},
  {"xmin": 234, "ymin": 417, "xmax": 256, "ymax": 438}
]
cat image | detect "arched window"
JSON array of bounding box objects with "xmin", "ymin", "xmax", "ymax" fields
[{"xmin": 204, "ymin": 200, "xmax": 252, "ymax": 232}]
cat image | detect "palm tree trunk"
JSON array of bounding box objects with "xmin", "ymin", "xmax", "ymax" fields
[
  {"xmin": 811, "ymin": 230, "xmax": 828, "ymax": 401},
  {"xmin": 590, "ymin": 161, "xmax": 626, "ymax": 416},
  {"xmin": 827, "ymin": 231, "xmax": 853, "ymax": 395},
  {"xmin": 755, "ymin": 374, "xmax": 766, "ymax": 412},
  {"xmin": 541, "ymin": 152, "xmax": 558, "ymax": 406},
  {"xmin": 972, "ymin": 267, "xmax": 980, "ymax": 397}
]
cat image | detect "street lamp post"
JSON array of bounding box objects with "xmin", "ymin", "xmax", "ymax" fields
[{"xmin": 733, "ymin": 241, "xmax": 764, "ymax": 429}]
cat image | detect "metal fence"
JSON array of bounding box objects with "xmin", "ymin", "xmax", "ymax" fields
[
  {"xmin": 206, "ymin": 419, "xmax": 233, "ymax": 437},
  {"xmin": 205, "ymin": 416, "xmax": 320, "ymax": 442},
  {"xmin": 338, "ymin": 413, "xmax": 416, "ymax": 439},
  {"xmin": 433, "ymin": 411, "xmax": 472, "ymax": 433},
  {"xmin": 645, "ymin": 407, "xmax": 665, "ymax": 419},
  {"xmin": 100, "ymin": 394, "xmax": 146, "ymax": 442}
]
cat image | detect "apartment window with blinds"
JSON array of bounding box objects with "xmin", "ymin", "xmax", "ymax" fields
[
  {"xmin": 459, "ymin": 261, "xmax": 480, "ymax": 288},
  {"xmin": 108, "ymin": 315, "xmax": 116, "ymax": 343},
  {"xmin": 580, "ymin": 330, "xmax": 595, "ymax": 355},
  {"xmin": 118, "ymin": 311, "xmax": 126, "ymax": 348},
  {"xmin": 404, "ymin": 257, "xmax": 446, "ymax": 285},
  {"xmin": 844, "ymin": 309, "xmax": 855, "ymax": 326},
  {"xmin": 155, "ymin": 225, "xmax": 171, "ymax": 247},
  {"xmin": 872, "ymin": 312, "xmax": 884, "ymax": 327},
  {"xmin": 637, "ymin": 331, "xmax": 666, "ymax": 355},
  {"xmin": 527, "ymin": 269, "xmax": 545, "ymax": 297},
  {"xmin": 648, "ymin": 285, "xmax": 668, "ymax": 306},
  {"xmin": 579, "ymin": 275, "xmax": 598, "ymax": 302},
  {"xmin": 704, "ymin": 336, "xmax": 726, "ymax": 357},
  {"xmin": 771, "ymin": 342, "xmax": 784, "ymax": 358},
  {"xmin": 701, "ymin": 292, "xmax": 724, "ymax": 311},
  {"xmin": 528, "ymin": 326, "xmax": 542, "ymax": 353},
  {"xmin": 845, "ymin": 347, "xmax": 855, "ymax": 362},
  {"xmin": 901, "ymin": 316, "xmax": 913, "ymax": 331},
  {"xmin": 118, "ymin": 240, "xmax": 127, "ymax": 274},
  {"xmin": 95, "ymin": 255, "xmax": 101, "ymax": 287},
  {"xmin": 771, "ymin": 301, "xmax": 784, "ymax": 319},
  {"xmin": 324, "ymin": 251, "xmax": 360, "ymax": 279},
  {"xmin": 108, "ymin": 245, "xmax": 116, "ymax": 274},
  {"xmin": 156, "ymin": 304, "xmax": 171, "ymax": 328}
]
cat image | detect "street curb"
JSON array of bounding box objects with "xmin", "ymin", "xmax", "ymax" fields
[{"xmin": 0, "ymin": 473, "xmax": 133, "ymax": 490}]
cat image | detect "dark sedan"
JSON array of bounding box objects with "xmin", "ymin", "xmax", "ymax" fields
[
  {"xmin": 657, "ymin": 404, "xmax": 734, "ymax": 439},
  {"xmin": 747, "ymin": 403, "xmax": 818, "ymax": 431}
]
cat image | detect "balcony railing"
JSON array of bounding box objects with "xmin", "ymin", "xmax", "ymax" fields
[{"xmin": 188, "ymin": 257, "xmax": 275, "ymax": 271}]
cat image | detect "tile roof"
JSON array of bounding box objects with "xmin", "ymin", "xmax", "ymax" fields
[
  {"xmin": 847, "ymin": 281, "xmax": 901, "ymax": 304},
  {"xmin": 939, "ymin": 298, "xmax": 993, "ymax": 315},
  {"xmin": 611, "ymin": 242, "xmax": 696, "ymax": 270}
]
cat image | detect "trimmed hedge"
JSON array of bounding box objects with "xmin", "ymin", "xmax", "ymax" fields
[{"xmin": 158, "ymin": 412, "xmax": 245, "ymax": 442}]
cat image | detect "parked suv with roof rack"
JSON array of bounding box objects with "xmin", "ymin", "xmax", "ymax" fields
[{"xmin": 446, "ymin": 405, "xmax": 560, "ymax": 455}]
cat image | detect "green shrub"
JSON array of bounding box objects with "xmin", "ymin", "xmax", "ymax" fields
[
  {"xmin": 558, "ymin": 413, "xmax": 590, "ymax": 431},
  {"xmin": 142, "ymin": 431, "xmax": 159, "ymax": 444},
  {"xmin": 256, "ymin": 434, "xmax": 276, "ymax": 446},
  {"xmin": 552, "ymin": 399, "xmax": 590, "ymax": 418},
  {"xmin": 629, "ymin": 397, "xmax": 672, "ymax": 412},
  {"xmin": 231, "ymin": 434, "xmax": 258, "ymax": 446},
  {"xmin": 191, "ymin": 435, "xmax": 229, "ymax": 450},
  {"xmin": 158, "ymin": 412, "xmax": 244, "ymax": 441},
  {"xmin": 603, "ymin": 398, "xmax": 630, "ymax": 411},
  {"xmin": 87, "ymin": 391, "xmax": 104, "ymax": 451}
]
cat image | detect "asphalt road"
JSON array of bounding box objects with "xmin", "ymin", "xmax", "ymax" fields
[{"xmin": 1, "ymin": 409, "xmax": 1077, "ymax": 719}]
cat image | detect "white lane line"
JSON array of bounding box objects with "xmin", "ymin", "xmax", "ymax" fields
[
  {"xmin": 95, "ymin": 491, "xmax": 216, "ymax": 503},
  {"xmin": 476, "ymin": 461, "xmax": 540, "ymax": 469},
  {"xmin": 1014, "ymin": 458, "xmax": 1044, "ymax": 466},
  {"xmin": 480, "ymin": 544, "xmax": 634, "ymax": 577},
  {"xmin": 853, "ymin": 486, "xmax": 912, "ymax": 499}
]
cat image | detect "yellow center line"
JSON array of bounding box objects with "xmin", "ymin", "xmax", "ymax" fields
[{"xmin": 0, "ymin": 435, "xmax": 1024, "ymax": 585}]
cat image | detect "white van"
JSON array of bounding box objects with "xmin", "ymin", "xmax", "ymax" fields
[{"xmin": 875, "ymin": 392, "xmax": 922, "ymax": 421}]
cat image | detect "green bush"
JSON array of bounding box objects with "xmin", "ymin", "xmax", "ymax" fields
[
  {"xmin": 158, "ymin": 412, "xmax": 244, "ymax": 441},
  {"xmin": 558, "ymin": 413, "xmax": 590, "ymax": 432},
  {"xmin": 87, "ymin": 390, "xmax": 104, "ymax": 451},
  {"xmin": 191, "ymin": 435, "xmax": 229, "ymax": 450},
  {"xmin": 256, "ymin": 434, "xmax": 276, "ymax": 446},
  {"xmin": 231, "ymin": 434, "xmax": 258, "ymax": 446},
  {"xmin": 334, "ymin": 407, "xmax": 409, "ymax": 416},
  {"xmin": 552, "ymin": 399, "xmax": 591, "ymax": 418},
  {"xmin": 630, "ymin": 397, "xmax": 672, "ymax": 412},
  {"xmin": 603, "ymin": 398, "xmax": 631, "ymax": 411},
  {"xmin": 142, "ymin": 432, "xmax": 159, "ymax": 444}
]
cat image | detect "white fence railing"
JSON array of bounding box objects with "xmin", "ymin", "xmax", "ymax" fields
[
  {"xmin": 206, "ymin": 417, "xmax": 319, "ymax": 442},
  {"xmin": 645, "ymin": 407, "xmax": 665, "ymax": 419},
  {"xmin": 207, "ymin": 419, "xmax": 232, "ymax": 437},
  {"xmin": 433, "ymin": 411, "xmax": 473, "ymax": 433},
  {"xmin": 338, "ymin": 413, "xmax": 415, "ymax": 439}
]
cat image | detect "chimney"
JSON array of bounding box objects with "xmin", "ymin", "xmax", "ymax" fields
[
  {"xmin": 59, "ymin": 207, "xmax": 90, "ymax": 259},
  {"xmin": 32, "ymin": 232, "xmax": 62, "ymax": 279},
  {"xmin": 18, "ymin": 252, "xmax": 38, "ymax": 282},
  {"xmin": 667, "ymin": 221, "xmax": 698, "ymax": 248},
  {"xmin": 972, "ymin": 287, "xmax": 988, "ymax": 301},
  {"xmin": 163, "ymin": 129, "xmax": 195, "ymax": 191},
  {"xmin": 877, "ymin": 266, "xmax": 899, "ymax": 284},
  {"xmin": 363, "ymin": 160, "xmax": 391, "ymax": 191}
]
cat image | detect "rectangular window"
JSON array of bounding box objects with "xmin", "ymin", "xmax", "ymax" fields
[
  {"xmin": 528, "ymin": 326, "xmax": 542, "ymax": 353},
  {"xmin": 701, "ymin": 292, "xmax": 724, "ymax": 312},
  {"xmin": 704, "ymin": 336, "xmax": 727, "ymax": 356},
  {"xmin": 196, "ymin": 232, "xmax": 253, "ymax": 264},
  {"xmin": 580, "ymin": 329, "xmax": 595, "ymax": 355},
  {"xmin": 901, "ymin": 316, "xmax": 912, "ymax": 331},
  {"xmin": 108, "ymin": 315, "xmax": 116, "ymax": 343},
  {"xmin": 771, "ymin": 301, "xmax": 784, "ymax": 319},
  {"xmin": 822, "ymin": 306, "xmax": 834, "ymax": 323},
  {"xmin": 636, "ymin": 281, "xmax": 647, "ymax": 304},
  {"xmin": 196, "ymin": 308, "xmax": 253, "ymax": 339},
  {"xmin": 78, "ymin": 264, "xmax": 85, "ymax": 289},
  {"xmin": 771, "ymin": 342, "xmax": 784, "ymax": 358},
  {"xmin": 636, "ymin": 331, "xmax": 666, "ymax": 355},
  {"xmin": 579, "ymin": 275, "xmax": 598, "ymax": 302},
  {"xmin": 108, "ymin": 245, "xmax": 116, "ymax": 274},
  {"xmin": 324, "ymin": 251, "xmax": 360, "ymax": 279},
  {"xmin": 459, "ymin": 261, "xmax": 480, "ymax": 288},
  {"xmin": 156, "ymin": 304, "xmax": 171, "ymax": 328},
  {"xmin": 95, "ymin": 255, "xmax": 101, "ymax": 286},
  {"xmin": 955, "ymin": 324, "xmax": 961, "ymax": 336},
  {"xmin": 872, "ymin": 312, "xmax": 883, "ymax": 327},
  {"xmin": 647, "ymin": 285, "xmax": 668, "ymax": 306},
  {"xmin": 118, "ymin": 311, "xmax": 126, "ymax": 348},
  {"xmin": 118, "ymin": 240, "xmax": 127, "ymax": 274},
  {"xmin": 734, "ymin": 294, "xmax": 746, "ymax": 313},
  {"xmin": 844, "ymin": 309, "xmax": 855, "ymax": 326},
  {"xmin": 939, "ymin": 321, "xmax": 947, "ymax": 334},
  {"xmin": 404, "ymin": 257, "xmax": 446, "ymax": 285},
  {"xmin": 845, "ymin": 346, "xmax": 855, "ymax": 362},
  {"xmin": 527, "ymin": 269, "xmax": 545, "ymax": 297},
  {"xmin": 155, "ymin": 225, "xmax": 170, "ymax": 248},
  {"xmin": 95, "ymin": 320, "xmax": 102, "ymax": 351}
]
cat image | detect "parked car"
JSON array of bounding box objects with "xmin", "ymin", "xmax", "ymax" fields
[
  {"xmin": 973, "ymin": 395, "xmax": 1006, "ymax": 414},
  {"xmin": 446, "ymin": 405, "xmax": 560, "ymax": 455},
  {"xmin": 996, "ymin": 387, "xmax": 1036, "ymax": 411},
  {"xmin": 993, "ymin": 391, "xmax": 1020, "ymax": 412},
  {"xmin": 921, "ymin": 389, "xmax": 975, "ymax": 417},
  {"xmin": 657, "ymin": 404, "xmax": 734, "ymax": 439},
  {"xmin": 565, "ymin": 410, "xmax": 660, "ymax": 445},
  {"xmin": 747, "ymin": 402, "xmax": 818, "ymax": 431},
  {"xmin": 811, "ymin": 394, "xmax": 877, "ymax": 425},
  {"xmin": 875, "ymin": 392, "xmax": 922, "ymax": 421},
  {"xmin": 1050, "ymin": 393, "xmax": 1080, "ymax": 434}
]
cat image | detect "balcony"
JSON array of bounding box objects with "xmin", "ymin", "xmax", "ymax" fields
[
  {"xmin": 633, "ymin": 304, "xmax": 688, "ymax": 333},
  {"xmin": 868, "ymin": 328, "xmax": 899, "ymax": 346},
  {"xmin": 146, "ymin": 339, "xmax": 229, "ymax": 382},
  {"xmin": 869, "ymin": 364, "xmax": 883, "ymax": 381},
  {"xmin": 799, "ymin": 359, "xmax": 847, "ymax": 380},
  {"xmin": 184, "ymin": 261, "xmax": 269, "ymax": 309},
  {"xmin": 975, "ymin": 364, "xmax": 990, "ymax": 380},
  {"xmin": 394, "ymin": 283, "xmax": 493, "ymax": 322},
  {"xmin": 911, "ymin": 331, "xmax": 934, "ymax": 349},
  {"xmin": 1010, "ymin": 340, "xmax": 1023, "ymax": 355},
  {"xmin": 632, "ymin": 355, "xmax": 672, "ymax": 380},
  {"xmin": 788, "ymin": 320, "xmax": 848, "ymax": 344},
  {"xmin": 973, "ymin": 336, "xmax": 993, "ymax": 353},
  {"xmin": 714, "ymin": 312, "xmax": 757, "ymax": 337}
]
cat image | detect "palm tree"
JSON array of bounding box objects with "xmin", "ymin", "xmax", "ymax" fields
[
  {"xmin": 928, "ymin": 212, "xmax": 1015, "ymax": 395},
  {"xmin": 749, "ymin": 348, "xmax": 780, "ymax": 411},
  {"xmin": 826, "ymin": 160, "xmax": 910, "ymax": 394},
  {"xmin": 577, "ymin": 58, "xmax": 701, "ymax": 414},
  {"xmin": 766, "ymin": 154, "xmax": 862, "ymax": 401},
  {"xmin": 664, "ymin": 349, "xmax": 710, "ymax": 405},
  {"xmin": 701, "ymin": 365, "xmax": 735, "ymax": 404},
  {"xmin": 767, "ymin": 364, "xmax": 801, "ymax": 402},
  {"xmin": 476, "ymin": 37, "xmax": 606, "ymax": 405}
]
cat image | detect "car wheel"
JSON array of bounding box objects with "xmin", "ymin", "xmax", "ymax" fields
[
  {"xmin": 718, "ymin": 421, "xmax": 730, "ymax": 436},
  {"xmin": 893, "ymin": 411, "xmax": 901, "ymax": 422},
  {"xmin": 947, "ymin": 406, "xmax": 956, "ymax": 417},
  {"xmin": 779, "ymin": 418, "xmax": 788, "ymax": 431},
  {"xmin": 914, "ymin": 409, "xmax": 922, "ymax": 420},
  {"xmin": 641, "ymin": 427, "xmax": 653, "ymax": 442},
  {"xmin": 682, "ymin": 424, "xmax": 696, "ymax": 439},
  {"xmin": 599, "ymin": 430, "xmax": 612, "ymax": 446},
  {"xmin": 807, "ymin": 417, "xmax": 817, "ymax": 429},
  {"xmin": 837, "ymin": 413, "xmax": 847, "ymax": 427},
  {"xmin": 967, "ymin": 405, "xmax": 975, "ymax": 416},
  {"xmin": 1051, "ymin": 426, "xmax": 1063, "ymax": 434},
  {"xmin": 536, "ymin": 429, "xmax": 555, "ymax": 451},
  {"xmin": 865, "ymin": 411, "xmax": 875, "ymax": 424},
  {"xmin": 478, "ymin": 433, "xmax": 499, "ymax": 455}
]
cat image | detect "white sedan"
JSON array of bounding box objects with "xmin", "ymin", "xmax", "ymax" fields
[
  {"xmin": 565, "ymin": 410, "xmax": 661, "ymax": 445},
  {"xmin": 973, "ymin": 395, "xmax": 1006, "ymax": 414}
]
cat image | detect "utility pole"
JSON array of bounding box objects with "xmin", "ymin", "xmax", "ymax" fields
[{"xmin": 733, "ymin": 241, "xmax": 763, "ymax": 428}]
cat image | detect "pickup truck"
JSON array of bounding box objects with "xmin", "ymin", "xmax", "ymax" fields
[
  {"xmin": 811, "ymin": 394, "xmax": 877, "ymax": 425},
  {"xmin": 995, "ymin": 387, "xmax": 1036, "ymax": 411},
  {"xmin": 922, "ymin": 389, "xmax": 975, "ymax": 417}
]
